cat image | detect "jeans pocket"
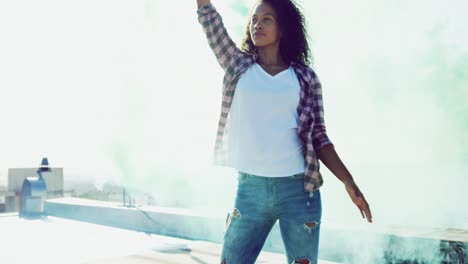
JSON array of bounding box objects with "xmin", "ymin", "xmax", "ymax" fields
[{"xmin": 237, "ymin": 172, "xmax": 249, "ymax": 183}]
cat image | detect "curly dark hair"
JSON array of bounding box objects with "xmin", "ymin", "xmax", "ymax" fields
[{"xmin": 241, "ymin": 0, "xmax": 312, "ymax": 66}]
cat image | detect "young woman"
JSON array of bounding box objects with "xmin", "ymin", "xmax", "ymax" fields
[{"xmin": 196, "ymin": 0, "xmax": 372, "ymax": 263}]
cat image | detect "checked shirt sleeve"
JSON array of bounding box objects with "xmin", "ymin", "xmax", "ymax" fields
[
  {"xmin": 197, "ymin": 3, "xmax": 241, "ymax": 72},
  {"xmin": 310, "ymin": 72, "xmax": 334, "ymax": 151}
]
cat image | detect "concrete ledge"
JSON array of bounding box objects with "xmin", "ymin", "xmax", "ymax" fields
[
  {"xmin": 46, "ymin": 197, "xmax": 468, "ymax": 263},
  {"xmin": 46, "ymin": 197, "xmax": 225, "ymax": 242}
]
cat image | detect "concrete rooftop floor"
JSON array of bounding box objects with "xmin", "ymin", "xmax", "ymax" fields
[{"xmin": 0, "ymin": 213, "xmax": 339, "ymax": 264}]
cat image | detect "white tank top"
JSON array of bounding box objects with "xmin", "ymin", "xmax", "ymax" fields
[{"xmin": 226, "ymin": 63, "xmax": 305, "ymax": 177}]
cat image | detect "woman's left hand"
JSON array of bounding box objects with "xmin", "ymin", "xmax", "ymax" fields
[{"xmin": 345, "ymin": 182, "xmax": 372, "ymax": 223}]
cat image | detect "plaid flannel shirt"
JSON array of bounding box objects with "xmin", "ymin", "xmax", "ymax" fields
[{"xmin": 197, "ymin": 3, "xmax": 333, "ymax": 192}]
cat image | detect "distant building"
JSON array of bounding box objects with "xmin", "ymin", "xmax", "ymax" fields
[
  {"xmin": 0, "ymin": 186, "xmax": 6, "ymax": 212},
  {"xmin": 1, "ymin": 166, "xmax": 64, "ymax": 213}
]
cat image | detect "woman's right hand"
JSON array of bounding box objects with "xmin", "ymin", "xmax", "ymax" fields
[{"xmin": 345, "ymin": 182, "xmax": 373, "ymax": 223}]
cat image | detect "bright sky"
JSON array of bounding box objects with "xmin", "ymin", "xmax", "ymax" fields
[{"xmin": 0, "ymin": 0, "xmax": 467, "ymax": 229}]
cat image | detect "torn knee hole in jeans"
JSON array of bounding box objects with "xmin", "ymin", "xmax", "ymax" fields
[
  {"xmin": 292, "ymin": 258, "xmax": 311, "ymax": 264},
  {"xmin": 303, "ymin": 221, "xmax": 319, "ymax": 232},
  {"xmin": 225, "ymin": 208, "xmax": 241, "ymax": 231},
  {"xmin": 231, "ymin": 208, "xmax": 241, "ymax": 218}
]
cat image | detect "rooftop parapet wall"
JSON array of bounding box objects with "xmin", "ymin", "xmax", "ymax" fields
[{"xmin": 46, "ymin": 197, "xmax": 468, "ymax": 263}]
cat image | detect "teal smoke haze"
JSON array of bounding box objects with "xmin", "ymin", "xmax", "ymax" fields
[{"xmin": 0, "ymin": 0, "xmax": 466, "ymax": 248}]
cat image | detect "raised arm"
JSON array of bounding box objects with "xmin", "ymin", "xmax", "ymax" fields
[
  {"xmin": 196, "ymin": 0, "xmax": 241, "ymax": 72},
  {"xmin": 197, "ymin": 0, "xmax": 211, "ymax": 9}
]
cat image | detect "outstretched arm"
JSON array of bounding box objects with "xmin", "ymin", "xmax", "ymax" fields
[
  {"xmin": 197, "ymin": 0, "xmax": 211, "ymax": 9},
  {"xmin": 196, "ymin": 0, "xmax": 241, "ymax": 72},
  {"xmin": 317, "ymin": 145, "xmax": 373, "ymax": 223},
  {"xmin": 310, "ymin": 72, "xmax": 372, "ymax": 223}
]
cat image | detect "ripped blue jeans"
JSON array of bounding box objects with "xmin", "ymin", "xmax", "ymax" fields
[{"xmin": 220, "ymin": 171, "xmax": 322, "ymax": 264}]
